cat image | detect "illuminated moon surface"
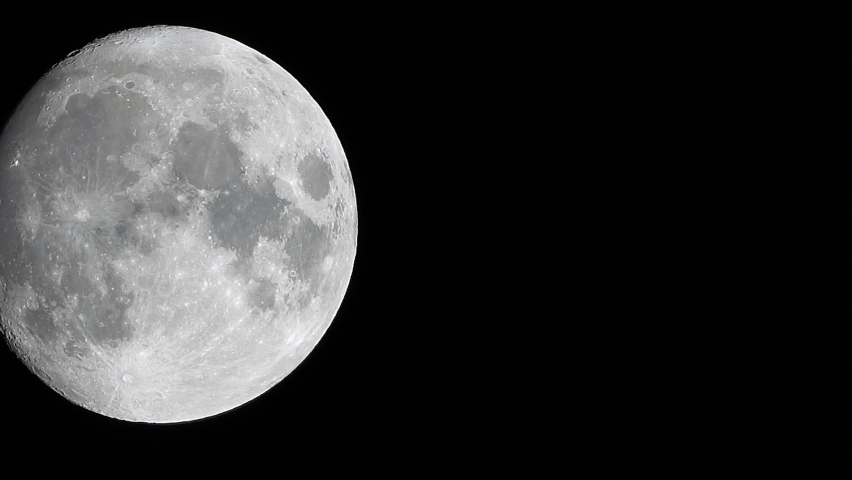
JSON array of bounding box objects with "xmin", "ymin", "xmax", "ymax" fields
[{"xmin": 0, "ymin": 26, "xmax": 357, "ymax": 423}]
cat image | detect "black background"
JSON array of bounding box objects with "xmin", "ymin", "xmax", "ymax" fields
[{"xmin": 0, "ymin": 4, "xmax": 848, "ymax": 476}]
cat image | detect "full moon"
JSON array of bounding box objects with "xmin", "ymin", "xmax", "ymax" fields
[{"xmin": 0, "ymin": 26, "xmax": 357, "ymax": 422}]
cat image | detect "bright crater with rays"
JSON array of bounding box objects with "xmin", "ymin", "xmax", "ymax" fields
[{"xmin": 0, "ymin": 26, "xmax": 357, "ymax": 423}]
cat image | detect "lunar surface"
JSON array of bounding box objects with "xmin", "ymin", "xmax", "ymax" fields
[{"xmin": 0, "ymin": 26, "xmax": 357, "ymax": 423}]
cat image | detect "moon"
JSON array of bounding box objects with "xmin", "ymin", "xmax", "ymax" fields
[{"xmin": 0, "ymin": 26, "xmax": 357, "ymax": 423}]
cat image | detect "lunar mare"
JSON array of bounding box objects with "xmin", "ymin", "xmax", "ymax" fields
[{"xmin": 0, "ymin": 26, "xmax": 357, "ymax": 422}]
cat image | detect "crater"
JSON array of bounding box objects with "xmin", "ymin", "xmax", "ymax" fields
[
  {"xmin": 47, "ymin": 189, "xmax": 137, "ymax": 256},
  {"xmin": 298, "ymin": 152, "xmax": 332, "ymax": 200}
]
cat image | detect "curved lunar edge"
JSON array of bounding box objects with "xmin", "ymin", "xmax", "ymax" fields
[{"xmin": 0, "ymin": 26, "xmax": 357, "ymax": 423}]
